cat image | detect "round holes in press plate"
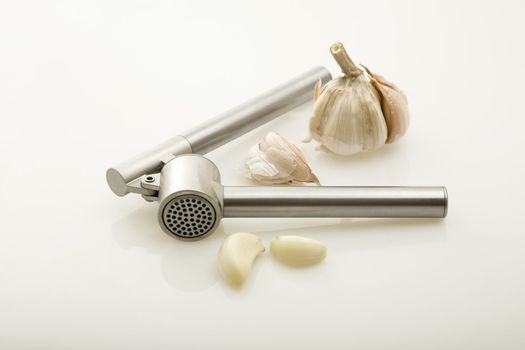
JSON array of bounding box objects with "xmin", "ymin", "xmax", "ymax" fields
[{"xmin": 162, "ymin": 195, "xmax": 216, "ymax": 239}]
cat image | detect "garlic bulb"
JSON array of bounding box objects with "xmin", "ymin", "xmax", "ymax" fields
[
  {"xmin": 245, "ymin": 131, "xmax": 319, "ymax": 185},
  {"xmin": 309, "ymin": 42, "xmax": 409, "ymax": 155},
  {"xmin": 270, "ymin": 235, "xmax": 326, "ymax": 267},
  {"xmin": 217, "ymin": 232, "xmax": 265, "ymax": 288}
]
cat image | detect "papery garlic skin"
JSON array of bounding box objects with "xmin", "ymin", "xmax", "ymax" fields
[
  {"xmin": 270, "ymin": 235, "xmax": 326, "ymax": 267},
  {"xmin": 310, "ymin": 75, "xmax": 388, "ymax": 155},
  {"xmin": 364, "ymin": 66, "xmax": 410, "ymax": 144},
  {"xmin": 245, "ymin": 131, "xmax": 319, "ymax": 185},
  {"xmin": 218, "ymin": 232, "xmax": 265, "ymax": 288}
]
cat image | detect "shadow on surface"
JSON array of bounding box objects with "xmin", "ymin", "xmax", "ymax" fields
[
  {"xmin": 112, "ymin": 206, "xmax": 447, "ymax": 293},
  {"xmin": 112, "ymin": 205, "xmax": 227, "ymax": 293}
]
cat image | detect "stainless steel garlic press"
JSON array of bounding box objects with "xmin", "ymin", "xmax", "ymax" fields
[{"xmin": 107, "ymin": 66, "xmax": 447, "ymax": 241}]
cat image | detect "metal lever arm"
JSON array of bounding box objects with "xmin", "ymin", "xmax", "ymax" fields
[
  {"xmin": 222, "ymin": 186, "xmax": 448, "ymax": 218},
  {"xmin": 107, "ymin": 66, "xmax": 332, "ymax": 197}
]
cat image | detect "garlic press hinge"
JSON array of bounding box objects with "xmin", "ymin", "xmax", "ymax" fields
[{"xmin": 122, "ymin": 173, "xmax": 160, "ymax": 202}]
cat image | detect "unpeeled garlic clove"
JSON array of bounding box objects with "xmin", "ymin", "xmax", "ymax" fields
[
  {"xmin": 363, "ymin": 65, "xmax": 410, "ymax": 144},
  {"xmin": 217, "ymin": 232, "xmax": 265, "ymax": 288},
  {"xmin": 270, "ymin": 235, "xmax": 326, "ymax": 267},
  {"xmin": 245, "ymin": 131, "xmax": 319, "ymax": 185}
]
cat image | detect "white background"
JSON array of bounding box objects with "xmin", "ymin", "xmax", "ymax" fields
[{"xmin": 1, "ymin": 0, "xmax": 524, "ymax": 349}]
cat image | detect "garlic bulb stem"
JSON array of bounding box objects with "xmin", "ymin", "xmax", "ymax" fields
[{"xmin": 330, "ymin": 42, "xmax": 362, "ymax": 78}]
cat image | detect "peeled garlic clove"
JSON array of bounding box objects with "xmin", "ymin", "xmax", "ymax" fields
[
  {"xmin": 363, "ymin": 65, "xmax": 410, "ymax": 144},
  {"xmin": 218, "ymin": 232, "xmax": 265, "ymax": 288},
  {"xmin": 270, "ymin": 235, "xmax": 326, "ymax": 267},
  {"xmin": 309, "ymin": 43, "xmax": 388, "ymax": 155},
  {"xmin": 245, "ymin": 131, "xmax": 319, "ymax": 185}
]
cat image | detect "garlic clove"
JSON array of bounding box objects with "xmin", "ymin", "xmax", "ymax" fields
[
  {"xmin": 245, "ymin": 131, "xmax": 319, "ymax": 185},
  {"xmin": 363, "ymin": 65, "xmax": 410, "ymax": 144},
  {"xmin": 285, "ymin": 142, "xmax": 320, "ymax": 184},
  {"xmin": 263, "ymin": 147, "xmax": 297, "ymax": 177},
  {"xmin": 270, "ymin": 235, "xmax": 326, "ymax": 267},
  {"xmin": 246, "ymin": 145, "xmax": 295, "ymax": 184},
  {"xmin": 245, "ymin": 146, "xmax": 281, "ymax": 181},
  {"xmin": 218, "ymin": 232, "xmax": 265, "ymax": 288}
]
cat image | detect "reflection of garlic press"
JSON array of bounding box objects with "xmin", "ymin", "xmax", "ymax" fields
[{"xmin": 106, "ymin": 67, "xmax": 447, "ymax": 241}]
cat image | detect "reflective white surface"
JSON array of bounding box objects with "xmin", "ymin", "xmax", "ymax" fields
[{"xmin": 1, "ymin": 1, "xmax": 524, "ymax": 348}]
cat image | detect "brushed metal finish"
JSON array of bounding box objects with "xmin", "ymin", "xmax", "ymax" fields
[
  {"xmin": 157, "ymin": 155, "xmax": 223, "ymax": 241},
  {"xmin": 183, "ymin": 66, "xmax": 332, "ymax": 154},
  {"xmin": 106, "ymin": 66, "xmax": 332, "ymax": 196},
  {"xmin": 149, "ymin": 155, "xmax": 448, "ymax": 241},
  {"xmin": 106, "ymin": 135, "xmax": 192, "ymax": 196},
  {"xmin": 223, "ymin": 186, "xmax": 448, "ymax": 218}
]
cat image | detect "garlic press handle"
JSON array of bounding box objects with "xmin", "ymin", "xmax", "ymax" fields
[
  {"xmin": 222, "ymin": 186, "xmax": 448, "ymax": 218},
  {"xmin": 107, "ymin": 66, "xmax": 332, "ymax": 197}
]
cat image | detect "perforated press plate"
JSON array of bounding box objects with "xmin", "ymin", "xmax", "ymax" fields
[{"xmin": 161, "ymin": 195, "xmax": 217, "ymax": 239}]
